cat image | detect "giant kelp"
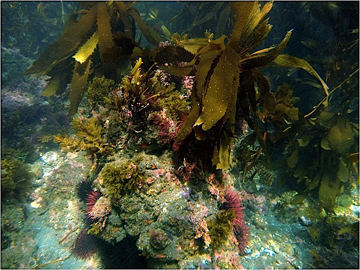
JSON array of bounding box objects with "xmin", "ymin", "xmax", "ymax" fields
[
  {"xmin": 162, "ymin": 2, "xmax": 328, "ymax": 170},
  {"xmin": 25, "ymin": 2, "xmax": 162, "ymax": 115}
]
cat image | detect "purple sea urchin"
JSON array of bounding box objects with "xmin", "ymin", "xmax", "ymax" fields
[
  {"xmin": 73, "ymin": 229, "xmax": 99, "ymax": 259},
  {"xmin": 86, "ymin": 190, "xmax": 101, "ymax": 218},
  {"xmin": 223, "ymin": 186, "xmax": 250, "ymax": 254}
]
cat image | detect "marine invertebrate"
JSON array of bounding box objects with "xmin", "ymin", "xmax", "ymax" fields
[
  {"xmin": 87, "ymin": 196, "xmax": 112, "ymax": 222},
  {"xmin": 76, "ymin": 180, "xmax": 94, "ymax": 203},
  {"xmin": 85, "ymin": 190, "xmax": 102, "ymax": 219},
  {"xmin": 73, "ymin": 229, "xmax": 99, "ymax": 259},
  {"xmin": 222, "ymin": 186, "xmax": 249, "ymax": 254}
]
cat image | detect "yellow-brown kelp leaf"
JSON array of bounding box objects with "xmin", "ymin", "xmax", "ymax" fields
[
  {"xmin": 25, "ymin": 5, "xmax": 97, "ymax": 76},
  {"xmin": 240, "ymin": 18, "xmax": 273, "ymax": 56},
  {"xmin": 327, "ymin": 117, "xmax": 355, "ymax": 154},
  {"xmin": 320, "ymin": 137, "xmax": 332, "ymax": 150},
  {"xmin": 97, "ymin": 2, "xmax": 115, "ymax": 63},
  {"xmin": 153, "ymin": 46, "xmax": 194, "ymax": 64},
  {"xmin": 195, "ymin": 35, "xmax": 227, "ymax": 56},
  {"xmin": 213, "ymin": 131, "xmax": 234, "ymax": 170},
  {"xmin": 196, "ymin": 46, "xmax": 241, "ymax": 131},
  {"xmin": 319, "ymin": 174, "xmax": 341, "ymax": 213},
  {"xmin": 215, "ymin": 4, "xmax": 231, "ymax": 39},
  {"xmin": 230, "ymin": 1, "xmax": 274, "ymax": 55},
  {"xmin": 291, "ymin": 194, "xmax": 306, "ymax": 205},
  {"xmin": 241, "ymin": 30, "xmax": 292, "ymax": 69},
  {"xmin": 115, "ymin": 2, "xmax": 134, "ymax": 39},
  {"xmin": 42, "ymin": 73, "xmax": 67, "ymax": 97},
  {"xmin": 195, "ymin": 49, "xmax": 223, "ymax": 102},
  {"xmin": 178, "ymin": 38, "xmax": 210, "ymax": 55},
  {"xmin": 337, "ymin": 157, "xmax": 349, "ymax": 183},
  {"xmin": 73, "ymin": 32, "xmax": 99, "ymax": 64},
  {"xmin": 69, "ymin": 59, "xmax": 92, "ymax": 116},
  {"xmin": 128, "ymin": 8, "xmax": 162, "ymax": 45},
  {"xmin": 228, "ymin": 1, "xmax": 257, "ymax": 50},
  {"xmin": 175, "ymin": 100, "xmax": 201, "ymax": 142},
  {"xmin": 306, "ymin": 175, "xmax": 320, "ymax": 191},
  {"xmin": 287, "ymin": 148, "xmax": 298, "ymax": 168},
  {"xmin": 346, "ymin": 152, "xmax": 359, "ymax": 163},
  {"xmin": 273, "ymin": 54, "xmax": 329, "ymax": 96},
  {"xmin": 42, "ymin": 59, "xmax": 74, "ymax": 96}
]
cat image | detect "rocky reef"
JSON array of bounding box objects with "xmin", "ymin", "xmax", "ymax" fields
[{"xmin": 1, "ymin": 1, "xmax": 358, "ymax": 269}]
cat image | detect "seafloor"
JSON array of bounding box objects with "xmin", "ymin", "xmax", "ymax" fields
[{"xmin": 2, "ymin": 140, "xmax": 359, "ymax": 269}]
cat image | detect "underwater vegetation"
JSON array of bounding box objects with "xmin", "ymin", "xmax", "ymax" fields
[
  {"xmin": 1, "ymin": 158, "xmax": 34, "ymax": 201},
  {"xmin": 1, "ymin": 2, "xmax": 77, "ymax": 58},
  {"xmin": 16, "ymin": 1, "xmax": 358, "ymax": 269},
  {"xmin": 24, "ymin": 2, "xmax": 163, "ymax": 115},
  {"xmin": 256, "ymin": 2, "xmax": 359, "ymax": 263}
]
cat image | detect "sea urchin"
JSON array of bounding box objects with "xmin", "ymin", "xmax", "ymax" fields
[
  {"xmin": 73, "ymin": 229, "xmax": 99, "ymax": 259},
  {"xmin": 222, "ymin": 186, "xmax": 249, "ymax": 254}
]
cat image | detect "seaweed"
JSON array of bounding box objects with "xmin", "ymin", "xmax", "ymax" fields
[
  {"xmin": 54, "ymin": 116, "xmax": 113, "ymax": 165},
  {"xmin": 25, "ymin": 2, "xmax": 163, "ymax": 115},
  {"xmin": 86, "ymin": 76, "xmax": 115, "ymax": 110},
  {"xmin": 1, "ymin": 158, "xmax": 34, "ymax": 200},
  {"xmin": 95, "ymin": 154, "xmax": 148, "ymax": 199},
  {"xmin": 164, "ymin": 2, "xmax": 328, "ymax": 170},
  {"xmin": 207, "ymin": 209, "xmax": 236, "ymax": 250}
]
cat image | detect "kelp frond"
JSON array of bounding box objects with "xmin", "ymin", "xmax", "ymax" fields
[
  {"xmin": 25, "ymin": 2, "xmax": 164, "ymax": 115},
  {"xmin": 169, "ymin": 1, "xmax": 328, "ymax": 170}
]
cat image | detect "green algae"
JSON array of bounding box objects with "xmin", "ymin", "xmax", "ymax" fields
[
  {"xmin": 1, "ymin": 158, "xmax": 34, "ymax": 200},
  {"xmin": 207, "ymin": 209, "xmax": 236, "ymax": 250},
  {"xmin": 86, "ymin": 76, "xmax": 115, "ymax": 110},
  {"xmin": 97, "ymin": 154, "xmax": 148, "ymax": 199}
]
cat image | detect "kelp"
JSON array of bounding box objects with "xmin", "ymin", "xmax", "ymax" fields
[
  {"xmin": 25, "ymin": 2, "xmax": 163, "ymax": 115},
  {"xmin": 275, "ymin": 107, "xmax": 358, "ymax": 213},
  {"xmin": 166, "ymin": 1, "xmax": 327, "ymax": 170},
  {"xmin": 273, "ymin": 54, "xmax": 329, "ymax": 96},
  {"xmin": 170, "ymin": 2, "xmax": 230, "ymax": 39},
  {"xmin": 69, "ymin": 59, "xmax": 92, "ymax": 115}
]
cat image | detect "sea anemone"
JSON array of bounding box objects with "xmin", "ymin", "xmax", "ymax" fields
[
  {"xmin": 222, "ymin": 186, "xmax": 249, "ymax": 254},
  {"xmin": 73, "ymin": 229, "xmax": 99, "ymax": 259}
]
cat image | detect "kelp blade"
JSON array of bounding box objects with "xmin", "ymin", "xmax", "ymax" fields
[
  {"xmin": 273, "ymin": 54, "xmax": 329, "ymax": 96},
  {"xmin": 198, "ymin": 47, "xmax": 241, "ymax": 131},
  {"xmin": 73, "ymin": 32, "xmax": 98, "ymax": 64},
  {"xmin": 97, "ymin": 2, "xmax": 115, "ymax": 63},
  {"xmin": 228, "ymin": 1, "xmax": 257, "ymax": 50},
  {"xmin": 69, "ymin": 59, "xmax": 92, "ymax": 116},
  {"xmin": 25, "ymin": 5, "xmax": 97, "ymax": 76},
  {"xmin": 128, "ymin": 8, "xmax": 162, "ymax": 45}
]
